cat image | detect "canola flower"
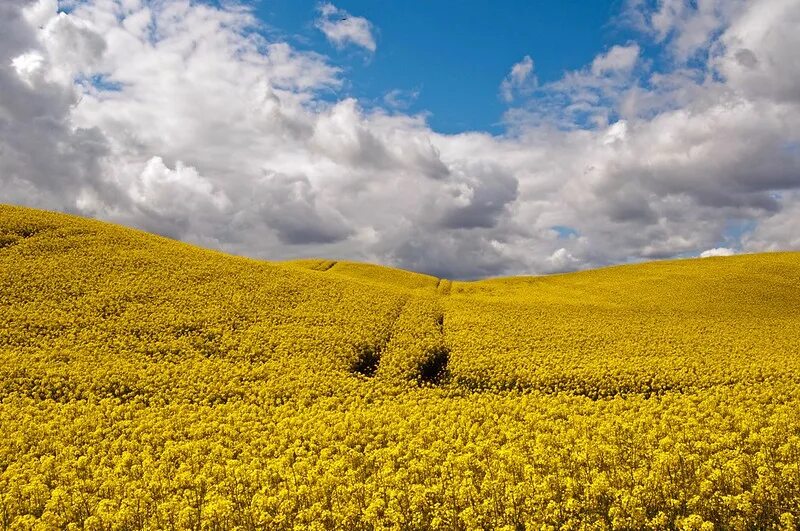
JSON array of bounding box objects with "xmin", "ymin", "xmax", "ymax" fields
[{"xmin": 0, "ymin": 204, "xmax": 799, "ymax": 530}]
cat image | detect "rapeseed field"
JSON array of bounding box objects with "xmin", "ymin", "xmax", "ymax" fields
[{"xmin": 1, "ymin": 204, "xmax": 799, "ymax": 530}]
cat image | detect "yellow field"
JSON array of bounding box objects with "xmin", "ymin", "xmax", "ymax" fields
[{"xmin": 1, "ymin": 204, "xmax": 799, "ymax": 530}]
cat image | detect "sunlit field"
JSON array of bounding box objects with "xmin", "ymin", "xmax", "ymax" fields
[{"xmin": 1, "ymin": 204, "xmax": 799, "ymax": 530}]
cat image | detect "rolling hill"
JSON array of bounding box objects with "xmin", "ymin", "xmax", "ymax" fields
[{"xmin": 1, "ymin": 204, "xmax": 799, "ymax": 529}]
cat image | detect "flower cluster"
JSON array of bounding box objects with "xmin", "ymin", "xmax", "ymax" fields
[{"xmin": 1, "ymin": 205, "xmax": 799, "ymax": 530}]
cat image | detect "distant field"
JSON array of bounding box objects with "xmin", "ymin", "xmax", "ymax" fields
[{"xmin": 1, "ymin": 204, "xmax": 799, "ymax": 530}]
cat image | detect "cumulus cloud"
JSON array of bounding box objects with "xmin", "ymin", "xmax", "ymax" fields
[
  {"xmin": 743, "ymin": 192, "xmax": 800, "ymax": 252},
  {"xmin": 546, "ymin": 248, "xmax": 580, "ymax": 272},
  {"xmin": 1, "ymin": 0, "xmax": 110, "ymax": 212},
  {"xmin": 591, "ymin": 44, "xmax": 640, "ymax": 75},
  {"xmin": 10, "ymin": 51, "xmax": 44, "ymax": 85},
  {"xmin": 713, "ymin": 0, "xmax": 800, "ymax": 104},
  {"xmin": 500, "ymin": 55, "xmax": 535, "ymax": 102},
  {"xmin": 626, "ymin": 0, "xmax": 746, "ymax": 62},
  {"xmin": 254, "ymin": 172, "xmax": 352, "ymax": 245},
  {"xmin": 700, "ymin": 247, "xmax": 735, "ymax": 258},
  {"xmin": 2, "ymin": 0, "xmax": 800, "ymax": 278},
  {"xmin": 502, "ymin": 45, "xmax": 640, "ymax": 129},
  {"xmin": 315, "ymin": 3, "xmax": 376, "ymax": 52},
  {"xmin": 437, "ymin": 163, "xmax": 519, "ymax": 230}
]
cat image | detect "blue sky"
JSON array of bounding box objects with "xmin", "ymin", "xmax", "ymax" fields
[
  {"xmin": 257, "ymin": 1, "xmax": 635, "ymax": 134},
  {"xmin": 4, "ymin": 0, "xmax": 800, "ymax": 277}
]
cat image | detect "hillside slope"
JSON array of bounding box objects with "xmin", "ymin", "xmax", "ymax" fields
[{"xmin": 1, "ymin": 204, "xmax": 799, "ymax": 529}]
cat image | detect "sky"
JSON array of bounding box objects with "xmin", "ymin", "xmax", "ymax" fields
[
  {"xmin": 257, "ymin": 1, "xmax": 630, "ymax": 134},
  {"xmin": 1, "ymin": 0, "xmax": 799, "ymax": 279}
]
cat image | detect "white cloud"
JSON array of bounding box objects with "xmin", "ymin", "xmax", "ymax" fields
[
  {"xmin": 713, "ymin": 0, "xmax": 800, "ymax": 104},
  {"xmin": 39, "ymin": 11, "xmax": 106, "ymax": 84},
  {"xmin": 743, "ymin": 192, "xmax": 800, "ymax": 252},
  {"xmin": 603, "ymin": 120, "xmax": 628, "ymax": 144},
  {"xmin": 1, "ymin": 0, "xmax": 110, "ymax": 213},
  {"xmin": 502, "ymin": 45, "xmax": 640, "ymax": 129},
  {"xmin": 315, "ymin": 3, "xmax": 376, "ymax": 52},
  {"xmin": 2, "ymin": 0, "xmax": 800, "ymax": 279},
  {"xmin": 22, "ymin": 0, "xmax": 57, "ymax": 28},
  {"xmin": 383, "ymin": 88, "xmax": 419, "ymax": 109},
  {"xmin": 591, "ymin": 44, "xmax": 640, "ymax": 75},
  {"xmin": 131, "ymin": 156, "xmax": 229, "ymax": 211},
  {"xmin": 10, "ymin": 51, "xmax": 44, "ymax": 85},
  {"xmin": 700, "ymin": 247, "xmax": 735, "ymax": 258},
  {"xmin": 500, "ymin": 55, "xmax": 535, "ymax": 102},
  {"xmin": 546, "ymin": 248, "xmax": 579, "ymax": 272},
  {"xmin": 627, "ymin": 0, "xmax": 746, "ymax": 62}
]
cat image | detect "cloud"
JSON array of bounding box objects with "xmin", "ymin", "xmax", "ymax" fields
[
  {"xmin": 700, "ymin": 247, "xmax": 735, "ymax": 258},
  {"xmin": 591, "ymin": 44, "xmax": 640, "ymax": 75},
  {"xmin": 437, "ymin": 162, "xmax": 519, "ymax": 230},
  {"xmin": 500, "ymin": 55, "xmax": 535, "ymax": 103},
  {"xmin": 383, "ymin": 88, "xmax": 419, "ymax": 110},
  {"xmin": 743, "ymin": 192, "xmax": 800, "ymax": 252},
  {"xmin": 544, "ymin": 248, "xmax": 579, "ymax": 272},
  {"xmin": 502, "ymin": 45, "xmax": 640, "ymax": 129},
  {"xmin": 21, "ymin": 0, "xmax": 57, "ymax": 28},
  {"xmin": 713, "ymin": 0, "xmax": 800, "ymax": 104},
  {"xmin": 2, "ymin": 0, "xmax": 800, "ymax": 279},
  {"xmin": 626, "ymin": 0, "xmax": 746, "ymax": 62},
  {"xmin": 39, "ymin": 11, "xmax": 107, "ymax": 85},
  {"xmin": 10, "ymin": 51, "xmax": 44, "ymax": 85},
  {"xmin": 254, "ymin": 172, "xmax": 352, "ymax": 245},
  {"xmin": 315, "ymin": 3, "xmax": 376, "ymax": 52},
  {"xmin": 1, "ymin": 0, "xmax": 110, "ymax": 212}
]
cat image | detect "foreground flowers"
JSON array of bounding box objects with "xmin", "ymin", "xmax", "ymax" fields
[{"xmin": 1, "ymin": 205, "xmax": 798, "ymax": 529}]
